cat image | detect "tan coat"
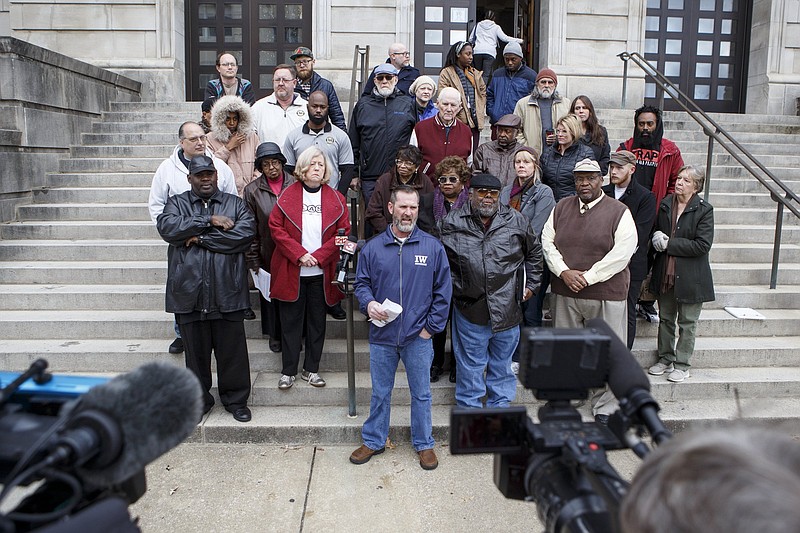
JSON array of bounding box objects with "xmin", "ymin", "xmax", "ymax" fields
[
  {"xmin": 437, "ymin": 66, "xmax": 487, "ymax": 130},
  {"xmin": 513, "ymin": 93, "xmax": 571, "ymax": 156}
]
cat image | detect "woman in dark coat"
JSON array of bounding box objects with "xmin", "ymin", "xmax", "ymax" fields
[
  {"xmin": 570, "ymin": 95, "xmax": 610, "ymax": 175},
  {"xmin": 242, "ymin": 142, "xmax": 294, "ymax": 353},
  {"xmin": 647, "ymin": 165, "xmax": 715, "ymax": 383},
  {"xmin": 539, "ymin": 114, "xmax": 594, "ymax": 201}
]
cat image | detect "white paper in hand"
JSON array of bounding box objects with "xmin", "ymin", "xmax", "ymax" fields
[
  {"xmin": 251, "ymin": 268, "xmax": 271, "ymax": 301},
  {"xmin": 370, "ymin": 298, "xmax": 403, "ymax": 328}
]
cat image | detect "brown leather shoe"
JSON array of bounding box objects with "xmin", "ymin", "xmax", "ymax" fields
[
  {"xmin": 418, "ymin": 448, "xmax": 438, "ymax": 470},
  {"xmin": 349, "ymin": 444, "xmax": 385, "ymax": 465}
]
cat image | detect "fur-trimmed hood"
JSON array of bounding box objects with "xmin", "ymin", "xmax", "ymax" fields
[{"xmin": 210, "ymin": 95, "xmax": 255, "ymax": 142}]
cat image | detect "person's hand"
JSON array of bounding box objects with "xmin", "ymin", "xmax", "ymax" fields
[
  {"xmin": 652, "ymin": 231, "xmax": 669, "ymax": 252},
  {"xmin": 349, "ymin": 177, "xmax": 361, "ymax": 191},
  {"xmin": 185, "ymin": 236, "xmax": 199, "ymax": 247},
  {"xmin": 419, "ymin": 328, "xmax": 432, "ymax": 340},
  {"xmin": 367, "ymin": 301, "xmax": 389, "ymax": 322},
  {"xmin": 545, "ymin": 132, "xmax": 556, "ymax": 146},
  {"xmin": 226, "ymin": 132, "xmax": 246, "ymax": 150},
  {"xmin": 522, "ymin": 288, "xmax": 534, "ymax": 302},
  {"xmin": 298, "ymin": 253, "xmax": 319, "ymax": 267},
  {"xmin": 560, "ymin": 269, "xmax": 587, "ymax": 293},
  {"xmin": 210, "ymin": 215, "xmax": 234, "ymax": 230}
]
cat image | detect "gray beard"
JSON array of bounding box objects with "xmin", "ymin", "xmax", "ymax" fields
[
  {"xmin": 477, "ymin": 204, "xmax": 498, "ymax": 218},
  {"xmin": 394, "ymin": 219, "xmax": 416, "ymax": 233},
  {"xmin": 377, "ymin": 87, "xmax": 394, "ymax": 97}
]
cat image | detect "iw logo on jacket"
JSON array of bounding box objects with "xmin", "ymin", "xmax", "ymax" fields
[{"xmin": 414, "ymin": 255, "xmax": 428, "ymax": 266}]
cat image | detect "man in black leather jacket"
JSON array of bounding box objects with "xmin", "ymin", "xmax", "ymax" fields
[
  {"xmin": 438, "ymin": 173, "xmax": 542, "ymax": 409},
  {"xmin": 157, "ymin": 155, "xmax": 257, "ymax": 423}
]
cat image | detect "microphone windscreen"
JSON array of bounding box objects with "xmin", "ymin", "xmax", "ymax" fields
[
  {"xmin": 585, "ymin": 318, "xmax": 651, "ymax": 399},
  {"xmin": 75, "ymin": 361, "xmax": 202, "ymax": 487}
]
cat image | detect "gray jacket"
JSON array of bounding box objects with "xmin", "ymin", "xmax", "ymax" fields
[{"xmin": 499, "ymin": 179, "xmax": 556, "ymax": 237}]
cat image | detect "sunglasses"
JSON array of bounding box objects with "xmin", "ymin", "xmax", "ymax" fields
[
  {"xmin": 375, "ymin": 75, "xmax": 395, "ymax": 82},
  {"xmin": 475, "ymin": 188, "xmax": 500, "ymax": 198},
  {"xmin": 438, "ymin": 176, "xmax": 460, "ymax": 184}
]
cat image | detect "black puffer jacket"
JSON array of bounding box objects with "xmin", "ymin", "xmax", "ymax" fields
[
  {"xmin": 348, "ymin": 89, "xmax": 416, "ymax": 179},
  {"xmin": 157, "ymin": 189, "xmax": 256, "ymax": 315},
  {"xmin": 438, "ymin": 202, "xmax": 542, "ymax": 332},
  {"xmin": 540, "ymin": 142, "xmax": 595, "ymax": 201}
]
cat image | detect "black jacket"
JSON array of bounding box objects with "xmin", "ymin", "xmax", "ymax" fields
[
  {"xmin": 157, "ymin": 189, "xmax": 256, "ymax": 315},
  {"xmin": 649, "ymin": 194, "xmax": 715, "ymax": 303},
  {"xmin": 438, "ymin": 202, "xmax": 542, "ymax": 332},
  {"xmin": 602, "ymin": 179, "xmax": 656, "ymax": 281},
  {"xmin": 348, "ymin": 89, "xmax": 416, "ymax": 180},
  {"xmin": 294, "ymin": 71, "xmax": 347, "ymax": 132},
  {"xmin": 540, "ymin": 142, "xmax": 595, "ymax": 201}
]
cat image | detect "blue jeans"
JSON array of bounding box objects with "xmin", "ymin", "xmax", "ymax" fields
[
  {"xmin": 362, "ymin": 336, "xmax": 435, "ymax": 451},
  {"xmin": 451, "ymin": 308, "xmax": 519, "ymax": 408}
]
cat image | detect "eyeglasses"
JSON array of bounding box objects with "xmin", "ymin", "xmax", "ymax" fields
[
  {"xmin": 475, "ymin": 188, "xmax": 500, "ymax": 198},
  {"xmin": 396, "ymin": 159, "xmax": 416, "ymax": 168},
  {"xmin": 438, "ymin": 176, "xmax": 460, "ymax": 184},
  {"xmin": 273, "ymin": 77, "xmax": 295, "ymax": 84},
  {"xmin": 183, "ymin": 135, "xmax": 207, "ymax": 142},
  {"xmin": 219, "ymin": 62, "xmax": 237, "ymax": 67},
  {"xmin": 262, "ymin": 159, "xmax": 283, "ymax": 168},
  {"xmin": 391, "ymin": 51, "xmax": 410, "ymax": 56},
  {"xmin": 376, "ymin": 75, "xmax": 396, "ymax": 82},
  {"xmin": 295, "ymin": 59, "xmax": 312, "ymax": 66}
]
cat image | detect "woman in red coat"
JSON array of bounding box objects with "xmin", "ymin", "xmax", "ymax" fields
[{"xmin": 269, "ymin": 147, "xmax": 350, "ymax": 389}]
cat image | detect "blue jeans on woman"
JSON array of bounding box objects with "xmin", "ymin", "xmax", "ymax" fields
[
  {"xmin": 361, "ymin": 335, "xmax": 435, "ymax": 452},
  {"xmin": 451, "ymin": 308, "xmax": 519, "ymax": 408}
]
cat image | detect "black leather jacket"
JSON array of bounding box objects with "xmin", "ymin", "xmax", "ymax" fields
[
  {"xmin": 157, "ymin": 189, "xmax": 256, "ymax": 315},
  {"xmin": 438, "ymin": 202, "xmax": 543, "ymax": 332}
]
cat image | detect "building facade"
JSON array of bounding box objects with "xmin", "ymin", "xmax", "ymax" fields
[{"xmin": 1, "ymin": 0, "xmax": 798, "ymax": 114}]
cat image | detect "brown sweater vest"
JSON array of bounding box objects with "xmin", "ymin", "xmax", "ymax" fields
[{"xmin": 550, "ymin": 196, "xmax": 630, "ymax": 301}]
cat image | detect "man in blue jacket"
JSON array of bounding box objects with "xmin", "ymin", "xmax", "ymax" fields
[
  {"xmin": 290, "ymin": 46, "xmax": 347, "ymax": 132},
  {"xmin": 486, "ymin": 42, "xmax": 536, "ymax": 136},
  {"xmin": 351, "ymin": 185, "xmax": 452, "ymax": 471}
]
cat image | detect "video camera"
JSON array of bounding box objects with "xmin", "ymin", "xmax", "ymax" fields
[
  {"xmin": 450, "ymin": 320, "xmax": 672, "ymax": 533},
  {"xmin": 0, "ymin": 359, "xmax": 202, "ymax": 532}
]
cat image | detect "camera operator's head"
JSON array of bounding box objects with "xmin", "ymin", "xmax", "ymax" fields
[{"xmin": 621, "ymin": 426, "xmax": 800, "ymax": 533}]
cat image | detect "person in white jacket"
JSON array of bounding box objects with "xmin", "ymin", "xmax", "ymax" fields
[
  {"xmin": 148, "ymin": 121, "xmax": 240, "ymax": 354},
  {"xmin": 470, "ymin": 10, "xmax": 524, "ymax": 85}
]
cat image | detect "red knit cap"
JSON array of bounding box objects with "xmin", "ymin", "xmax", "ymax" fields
[{"xmin": 536, "ymin": 68, "xmax": 557, "ymax": 84}]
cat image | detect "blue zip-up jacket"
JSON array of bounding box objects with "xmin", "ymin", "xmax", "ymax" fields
[
  {"xmin": 354, "ymin": 225, "xmax": 452, "ymax": 348},
  {"xmin": 486, "ymin": 64, "xmax": 537, "ymax": 124}
]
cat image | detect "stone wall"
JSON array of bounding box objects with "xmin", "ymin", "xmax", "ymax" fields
[{"xmin": 0, "ymin": 37, "xmax": 140, "ymax": 222}]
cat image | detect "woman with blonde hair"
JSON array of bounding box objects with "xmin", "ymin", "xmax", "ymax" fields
[
  {"xmin": 269, "ymin": 147, "xmax": 350, "ymax": 389},
  {"xmin": 539, "ymin": 114, "xmax": 594, "ymax": 201}
]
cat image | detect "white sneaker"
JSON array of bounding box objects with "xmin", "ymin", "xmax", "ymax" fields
[
  {"xmin": 648, "ymin": 362, "xmax": 674, "ymax": 376},
  {"xmin": 278, "ymin": 374, "xmax": 295, "ymax": 389},
  {"xmin": 301, "ymin": 370, "xmax": 326, "ymax": 387},
  {"xmin": 510, "ymin": 362, "xmax": 520, "ymax": 375},
  {"xmin": 668, "ymin": 368, "xmax": 690, "ymax": 382}
]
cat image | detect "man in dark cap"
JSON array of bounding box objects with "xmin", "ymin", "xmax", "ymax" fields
[
  {"xmin": 290, "ymin": 46, "xmax": 347, "ymax": 132},
  {"xmin": 602, "ymin": 150, "xmax": 656, "ymax": 349},
  {"xmin": 157, "ymin": 155, "xmax": 256, "ymax": 423},
  {"xmin": 438, "ymin": 173, "xmax": 542, "ymax": 408},
  {"xmin": 471, "ymin": 113, "xmax": 524, "ymax": 187}
]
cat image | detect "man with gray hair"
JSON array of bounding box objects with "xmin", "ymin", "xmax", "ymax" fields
[
  {"xmin": 513, "ymin": 68, "xmax": 570, "ymax": 155},
  {"xmin": 438, "ymin": 173, "xmax": 542, "ymax": 409},
  {"xmin": 409, "ymin": 86, "xmax": 472, "ymax": 180},
  {"xmin": 361, "ymin": 42, "xmax": 420, "ymax": 97},
  {"xmin": 541, "ymin": 158, "xmax": 637, "ymax": 423}
]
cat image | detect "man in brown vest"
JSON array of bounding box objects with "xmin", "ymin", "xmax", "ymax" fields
[{"xmin": 540, "ymin": 158, "xmax": 637, "ymax": 423}]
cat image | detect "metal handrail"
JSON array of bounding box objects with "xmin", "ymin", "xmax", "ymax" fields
[{"xmin": 618, "ymin": 51, "xmax": 800, "ymax": 289}]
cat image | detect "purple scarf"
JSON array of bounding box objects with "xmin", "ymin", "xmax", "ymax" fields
[{"xmin": 433, "ymin": 187, "xmax": 469, "ymax": 221}]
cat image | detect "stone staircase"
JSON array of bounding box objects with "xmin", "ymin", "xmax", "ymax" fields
[{"xmin": 1, "ymin": 102, "xmax": 799, "ymax": 444}]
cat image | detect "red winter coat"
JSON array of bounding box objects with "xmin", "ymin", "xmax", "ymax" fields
[
  {"xmin": 268, "ymin": 182, "xmax": 350, "ymax": 305},
  {"xmin": 620, "ymin": 137, "xmax": 684, "ymax": 208}
]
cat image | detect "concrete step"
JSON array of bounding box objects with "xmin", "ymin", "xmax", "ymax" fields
[
  {"xmin": 92, "ymin": 122, "xmax": 189, "ymax": 134},
  {"xmin": 0, "ymin": 260, "xmax": 166, "ymax": 284},
  {"xmin": 0, "ymin": 308, "xmax": 796, "ymax": 340},
  {"xmin": 0, "ymin": 310, "xmax": 372, "ymax": 339},
  {"xmin": 709, "ymin": 285, "xmax": 800, "ymax": 309},
  {"xmin": 60, "ymin": 157, "xmax": 163, "ymax": 173},
  {"xmin": 658, "ymin": 140, "xmax": 800, "ymax": 156},
  {"xmin": 46, "ymin": 172, "xmax": 154, "ymax": 188},
  {"xmin": 713, "ymin": 207, "xmax": 800, "ymax": 225},
  {"xmin": 708, "ymin": 177, "xmax": 800, "ymax": 194},
  {"xmin": 715, "ymin": 224, "xmax": 800, "ymax": 243},
  {"xmin": 708, "ymin": 192, "xmax": 795, "ymax": 208},
  {"xmin": 70, "ymin": 145, "xmax": 174, "ymax": 159},
  {"xmin": 0, "ymin": 241, "xmax": 166, "ymax": 261},
  {"xmin": 191, "ymin": 397, "xmax": 800, "ymax": 445},
  {"xmin": 80, "ymin": 132, "xmax": 180, "ymax": 146},
  {"xmin": 0, "ymin": 221, "xmax": 159, "ymax": 240},
  {"xmin": 710, "ymin": 243, "xmax": 800, "ymax": 264},
  {"xmin": 32, "ymin": 187, "xmax": 148, "ymax": 204},
  {"xmin": 710, "ymin": 263, "xmax": 800, "ymax": 285},
  {"xmin": 15, "ymin": 203, "xmax": 149, "ymax": 221},
  {"xmin": 101, "ymin": 111, "xmax": 198, "ymax": 123}
]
